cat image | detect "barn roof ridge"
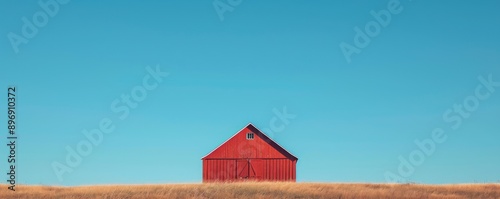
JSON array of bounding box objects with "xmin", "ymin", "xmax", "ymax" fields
[{"xmin": 201, "ymin": 123, "xmax": 298, "ymax": 160}]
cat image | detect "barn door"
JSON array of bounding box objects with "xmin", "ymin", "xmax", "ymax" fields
[
  {"xmin": 237, "ymin": 159, "xmax": 249, "ymax": 180},
  {"xmin": 236, "ymin": 159, "xmax": 263, "ymax": 180}
]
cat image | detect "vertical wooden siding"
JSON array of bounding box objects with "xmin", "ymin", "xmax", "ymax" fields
[{"xmin": 203, "ymin": 158, "xmax": 296, "ymax": 182}]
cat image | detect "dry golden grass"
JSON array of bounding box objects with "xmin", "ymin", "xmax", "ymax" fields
[{"xmin": 1, "ymin": 182, "xmax": 500, "ymax": 199}]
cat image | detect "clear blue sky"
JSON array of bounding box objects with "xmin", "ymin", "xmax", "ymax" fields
[{"xmin": 1, "ymin": 1, "xmax": 499, "ymax": 186}]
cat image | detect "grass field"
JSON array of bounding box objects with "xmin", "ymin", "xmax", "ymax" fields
[{"xmin": 1, "ymin": 182, "xmax": 500, "ymax": 199}]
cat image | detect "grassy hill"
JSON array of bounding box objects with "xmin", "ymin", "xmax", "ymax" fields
[{"xmin": 2, "ymin": 182, "xmax": 500, "ymax": 199}]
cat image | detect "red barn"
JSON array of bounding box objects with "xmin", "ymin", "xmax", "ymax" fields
[{"xmin": 202, "ymin": 123, "xmax": 298, "ymax": 182}]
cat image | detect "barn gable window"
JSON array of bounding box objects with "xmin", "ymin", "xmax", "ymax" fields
[{"xmin": 246, "ymin": 132, "xmax": 254, "ymax": 140}]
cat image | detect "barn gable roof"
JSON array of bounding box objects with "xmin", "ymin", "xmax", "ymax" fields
[{"xmin": 201, "ymin": 123, "xmax": 298, "ymax": 160}]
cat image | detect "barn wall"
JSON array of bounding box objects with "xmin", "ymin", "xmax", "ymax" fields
[{"xmin": 203, "ymin": 158, "xmax": 296, "ymax": 182}]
